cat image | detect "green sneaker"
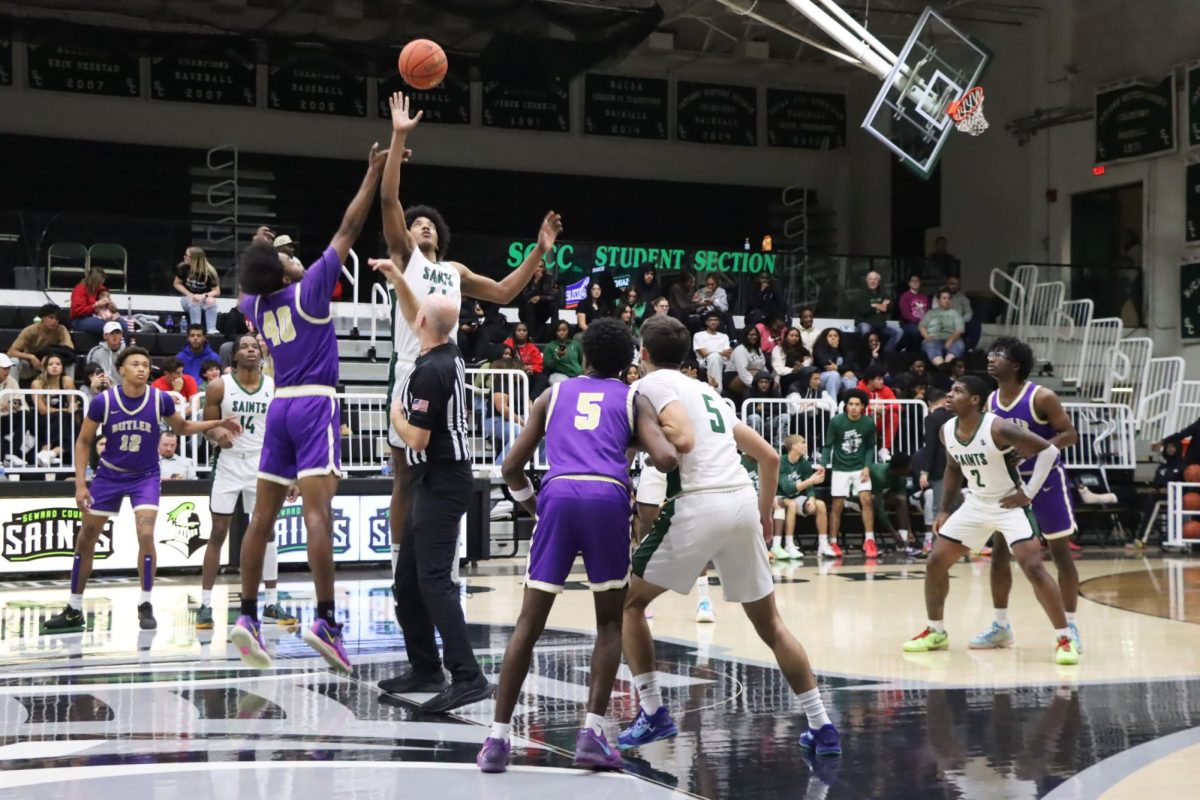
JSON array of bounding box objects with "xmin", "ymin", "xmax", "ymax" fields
[
  {"xmin": 195, "ymin": 605, "xmax": 214, "ymax": 630},
  {"xmin": 770, "ymin": 545, "xmax": 790, "ymax": 561},
  {"xmin": 263, "ymin": 603, "xmax": 299, "ymax": 626},
  {"xmin": 903, "ymin": 627, "xmax": 949, "ymax": 652},
  {"xmin": 1054, "ymin": 636, "xmax": 1080, "ymax": 666}
]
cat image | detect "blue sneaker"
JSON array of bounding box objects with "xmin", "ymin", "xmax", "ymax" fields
[
  {"xmin": 617, "ymin": 706, "xmax": 678, "ymax": 750},
  {"xmin": 1068, "ymin": 622, "xmax": 1082, "ymax": 653},
  {"xmin": 968, "ymin": 621, "xmax": 1014, "ymax": 650},
  {"xmin": 798, "ymin": 723, "xmax": 842, "ymax": 756}
]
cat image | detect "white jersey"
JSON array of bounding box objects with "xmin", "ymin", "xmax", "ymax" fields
[
  {"xmin": 942, "ymin": 412, "xmax": 1021, "ymax": 507},
  {"xmin": 220, "ymin": 373, "xmax": 274, "ymax": 457},
  {"xmin": 637, "ymin": 369, "xmax": 752, "ymax": 499},
  {"xmin": 389, "ymin": 248, "xmax": 461, "ymax": 405}
]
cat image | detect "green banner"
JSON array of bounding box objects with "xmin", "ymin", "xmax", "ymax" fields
[
  {"xmin": 1094, "ymin": 75, "xmax": 1176, "ymax": 164},
  {"xmin": 1189, "ymin": 63, "xmax": 1200, "ymax": 148},
  {"xmin": 1183, "ymin": 261, "xmax": 1200, "ymax": 339},
  {"xmin": 504, "ymin": 239, "xmax": 777, "ymax": 277},
  {"xmin": 1188, "ymin": 161, "xmax": 1200, "ymax": 244}
]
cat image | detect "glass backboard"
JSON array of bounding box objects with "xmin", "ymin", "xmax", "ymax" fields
[{"xmin": 862, "ymin": 7, "xmax": 990, "ymax": 178}]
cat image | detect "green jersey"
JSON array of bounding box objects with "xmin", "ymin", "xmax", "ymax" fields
[
  {"xmin": 867, "ymin": 462, "xmax": 906, "ymax": 495},
  {"xmin": 824, "ymin": 413, "xmax": 876, "ymax": 471},
  {"xmin": 741, "ymin": 454, "xmax": 760, "ymax": 491},
  {"xmin": 778, "ymin": 456, "xmax": 817, "ymax": 498}
]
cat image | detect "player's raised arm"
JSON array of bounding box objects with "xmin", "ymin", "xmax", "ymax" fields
[
  {"xmin": 382, "ymin": 91, "xmax": 422, "ymax": 263},
  {"xmin": 992, "ymin": 417, "xmax": 1060, "ymax": 506},
  {"xmin": 369, "ymin": 257, "xmax": 420, "ymax": 330},
  {"xmin": 634, "ymin": 394, "xmax": 679, "ymax": 473},
  {"xmin": 500, "ymin": 393, "xmax": 552, "ymax": 517},
  {"xmin": 167, "ymin": 410, "xmax": 242, "ymax": 439},
  {"xmin": 329, "ymin": 142, "xmax": 388, "ymax": 264},
  {"xmin": 733, "ymin": 421, "xmax": 781, "ymax": 543},
  {"xmin": 454, "ymin": 211, "xmax": 563, "ymax": 303}
]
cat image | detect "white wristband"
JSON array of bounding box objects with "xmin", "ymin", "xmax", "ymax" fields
[{"xmin": 510, "ymin": 483, "xmax": 535, "ymax": 502}]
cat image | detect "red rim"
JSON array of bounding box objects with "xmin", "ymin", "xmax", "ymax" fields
[{"xmin": 949, "ymin": 86, "xmax": 984, "ymax": 120}]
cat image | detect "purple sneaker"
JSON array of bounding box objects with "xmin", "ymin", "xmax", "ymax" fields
[
  {"xmin": 302, "ymin": 618, "xmax": 352, "ymax": 674},
  {"xmin": 230, "ymin": 615, "xmax": 272, "ymax": 669},
  {"xmin": 573, "ymin": 728, "xmax": 624, "ymax": 771},
  {"xmin": 477, "ymin": 737, "xmax": 511, "ymax": 773},
  {"xmin": 799, "ymin": 723, "xmax": 842, "ymax": 757},
  {"xmin": 617, "ymin": 706, "xmax": 678, "ymax": 750}
]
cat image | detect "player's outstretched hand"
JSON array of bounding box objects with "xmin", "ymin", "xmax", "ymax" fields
[
  {"xmin": 999, "ymin": 489, "xmax": 1032, "ymax": 509},
  {"xmin": 218, "ymin": 415, "xmax": 243, "ymax": 436},
  {"xmin": 390, "ymin": 91, "xmax": 424, "ymax": 136},
  {"xmin": 253, "ymin": 226, "xmax": 275, "ymax": 243},
  {"xmin": 538, "ymin": 211, "xmax": 563, "ymax": 252},
  {"xmin": 932, "ymin": 511, "xmax": 948, "ymax": 535},
  {"xmin": 75, "ymin": 485, "xmax": 92, "ymax": 513},
  {"xmin": 368, "ymin": 257, "xmax": 400, "ymax": 283},
  {"xmin": 367, "ymin": 142, "xmax": 389, "ymax": 176}
]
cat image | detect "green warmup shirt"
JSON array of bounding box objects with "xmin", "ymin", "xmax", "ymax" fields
[
  {"xmin": 824, "ymin": 413, "xmax": 877, "ymax": 472},
  {"xmin": 741, "ymin": 454, "xmax": 759, "ymax": 491},
  {"xmin": 778, "ymin": 456, "xmax": 817, "ymax": 498},
  {"xmin": 867, "ymin": 462, "xmax": 907, "ymax": 495}
]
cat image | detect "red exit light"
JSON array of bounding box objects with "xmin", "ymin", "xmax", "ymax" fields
[{"xmin": 1092, "ymin": 165, "xmax": 1106, "ymax": 175}]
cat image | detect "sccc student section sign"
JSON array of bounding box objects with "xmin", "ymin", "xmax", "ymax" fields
[{"xmin": 506, "ymin": 240, "xmax": 779, "ymax": 276}]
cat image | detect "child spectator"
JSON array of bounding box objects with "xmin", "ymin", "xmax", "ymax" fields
[{"xmin": 774, "ymin": 435, "xmax": 827, "ymax": 561}]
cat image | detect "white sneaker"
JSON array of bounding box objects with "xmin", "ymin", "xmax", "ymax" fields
[
  {"xmin": 36, "ymin": 451, "xmax": 60, "ymax": 467},
  {"xmin": 818, "ymin": 544, "xmax": 838, "ymax": 559},
  {"xmin": 695, "ymin": 597, "xmax": 716, "ymax": 623},
  {"xmin": 784, "ymin": 544, "xmax": 803, "ymax": 559},
  {"xmin": 3, "ymin": 455, "xmax": 25, "ymax": 467}
]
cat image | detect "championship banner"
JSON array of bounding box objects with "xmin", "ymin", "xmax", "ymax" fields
[
  {"xmin": 1187, "ymin": 61, "xmax": 1200, "ymax": 149},
  {"xmin": 1187, "ymin": 161, "xmax": 1200, "ymax": 244},
  {"xmin": 584, "ymin": 74, "xmax": 668, "ymax": 140},
  {"xmin": 150, "ymin": 41, "xmax": 256, "ymax": 107},
  {"xmin": 1094, "ymin": 74, "xmax": 1176, "ymax": 165},
  {"xmin": 0, "ymin": 495, "xmax": 221, "ymax": 574},
  {"xmin": 1182, "ymin": 261, "xmax": 1200, "ymax": 340}
]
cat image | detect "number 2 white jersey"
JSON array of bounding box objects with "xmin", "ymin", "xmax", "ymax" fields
[
  {"xmin": 221, "ymin": 374, "xmax": 274, "ymax": 456},
  {"xmin": 942, "ymin": 412, "xmax": 1021, "ymax": 507},
  {"xmin": 391, "ymin": 247, "xmax": 461, "ymax": 363},
  {"xmin": 636, "ymin": 369, "xmax": 751, "ymax": 497}
]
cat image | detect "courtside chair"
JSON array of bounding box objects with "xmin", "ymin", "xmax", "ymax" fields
[
  {"xmin": 46, "ymin": 242, "xmax": 88, "ymax": 289},
  {"xmin": 87, "ymin": 243, "xmax": 128, "ymax": 291}
]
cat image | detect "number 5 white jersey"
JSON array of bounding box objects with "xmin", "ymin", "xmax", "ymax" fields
[
  {"xmin": 636, "ymin": 369, "xmax": 751, "ymax": 497},
  {"xmin": 942, "ymin": 412, "xmax": 1022, "ymax": 508},
  {"xmin": 221, "ymin": 374, "xmax": 274, "ymax": 456}
]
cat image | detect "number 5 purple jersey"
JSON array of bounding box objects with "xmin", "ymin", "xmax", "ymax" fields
[{"xmin": 542, "ymin": 375, "xmax": 635, "ymax": 486}]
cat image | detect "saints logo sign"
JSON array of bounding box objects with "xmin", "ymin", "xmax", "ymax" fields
[
  {"xmin": 2, "ymin": 507, "xmax": 114, "ymax": 562},
  {"xmin": 275, "ymin": 504, "xmax": 351, "ymax": 555},
  {"xmin": 159, "ymin": 501, "xmax": 207, "ymax": 558}
]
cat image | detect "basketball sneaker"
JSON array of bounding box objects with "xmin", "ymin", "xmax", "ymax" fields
[
  {"xmin": 617, "ymin": 706, "xmax": 678, "ymax": 750},
  {"xmin": 798, "ymin": 723, "xmax": 842, "ymax": 757},
  {"xmin": 195, "ymin": 605, "xmax": 214, "ymax": 630},
  {"xmin": 1054, "ymin": 636, "xmax": 1080, "ymax": 665},
  {"xmin": 477, "ymin": 737, "xmax": 511, "ymax": 774},
  {"xmin": 817, "ymin": 544, "xmax": 838, "ymax": 559},
  {"xmin": 303, "ymin": 618, "xmax": 352, "ymax": 674},
  {"xmin": 263, "ymin": 603, "xmax": 299, "ymax": 626},
  {"xmin": 771, "ymin": 543, "xmax": 790, "ymax": 561},
  {"xmin": 968, "ymin": 622, "xmax": 1013, "ymax": 649},
  {"xmin": 230, "ymin": 615, "xmax": 273, "ymax": 669},
  {"xmin": 138, "ymin": 602, "xmax": 157, "ymax": 631},
  {"xmin": 41, "ymin": 605, "xmax": 85, "ymax": 634},
  {"xmin": 1068, "ymin": 623, "xmax": 1082, "ymax": 653},
  {"xmin": 863, "ymin": 539, "xmax": 879, "ymax": 558},
  {"xmin": 695, "ymin": 597, "xmax": 716, "ymax": 623},
  {"xmin": 573, "ymin": 728, "xmax": 624, "ymax": 770},
  {"xmin": 902, "ymin": 627, "xmax": 949, "ymax": 652},
  {"xmin": 784, "ymin": 543, "xmax": 804, "ymax": 559},
  {"xmin": 830, "ymin": 542, "xmax": 844, "ymax": 558}
]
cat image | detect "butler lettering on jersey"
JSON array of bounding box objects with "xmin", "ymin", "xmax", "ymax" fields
[
  {"xmin": 954, "ymin": 452, "xmax": 990, "ymax": 467},
  {"xmin": 106, "ymin": 419, "xmax": 155, "ymax": 435}
]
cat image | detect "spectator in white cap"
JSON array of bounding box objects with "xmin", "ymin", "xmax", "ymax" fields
[
  {"xmin": 276, "ymin": 233, "xmax": 343, "ymax": 300},
  {"xmin": 0, "ymin": 353, "xmax": 23, "ymax": 467},
  {"xmin": 86, "ymin": 321, "xmax": 126, "ymax": 384}
]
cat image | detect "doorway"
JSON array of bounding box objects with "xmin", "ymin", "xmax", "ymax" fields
[{"xmin": 1070, "ymin": 183, "xmax": 1143, "ymax": 326}]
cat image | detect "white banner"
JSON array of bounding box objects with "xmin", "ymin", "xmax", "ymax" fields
[{"xmin": 0, "ymin": 495, "xmax": 223, "ymax": 574}]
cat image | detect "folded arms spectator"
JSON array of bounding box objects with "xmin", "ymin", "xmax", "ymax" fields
[{"xmin": 919, "ymin": 288, "xmax": 966, "ymax": 366}]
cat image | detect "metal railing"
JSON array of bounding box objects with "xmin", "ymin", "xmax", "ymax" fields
[
  {"xmin": 1024, "ymin": 280, "xmax": 1065, "ymax": 366},
  {"xmin": 1177, "ymin": 381, "xmax": 1200, "ymax": 433},
  {"xmin": 1103, "ymin": 336, "xmax": 1152, "ymax": 412},
  {"xmin": 0, "ymin": 389, "xmax": 90, "ymax": 476},
  {"xmin": 1076, "ymin": 317, "xmax": 1123, "ymax": 400},
  {"xmin": 740, "ymin": 397, "xmax": 925, "ymax": 461},
  {"xmin": 1062, "ymin": 402, "xmax": 1136, "ymax": 470},
  {"xmin": 469, "ymin": 369, "xmax": 531, "ymax": 471},
  {"xmin": 1052, "ymin": 299, "xmax": 1094, "ymax": 386},
  {"xmin": 1137, "ymin": 357, "xmax": 1185, "ymax": 444},
  {"xmin": 989, "ymin": 264, "xmax": 1036, "ymax": 339},
  {"xmin": 1165, "ymin": 482, "xmax": 1200, "ymax": 550}
]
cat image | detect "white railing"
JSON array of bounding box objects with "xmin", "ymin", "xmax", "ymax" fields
[
  {"xmin": 1177, "ymin": 380, "xmax": 1200, "ymax": 432},
  {"xmin": 370, "ymin": 281, "xmax": 391, "ymax": 351},
  {"xmin": 467, "ymin": 368, "xmax": 530, "ymax": 472},
  {"xmin": 1024, "ymin": 280, "xmax": 1065, "ymax": 366},
  {"xmin": 1165, "ymin": 482, "xmax": 1200, "ymax": 550},
  {"xmin": 1137, "ymin": 357, "xmax": 1185, "ymax": 443},
  {"xmin": 1061, "ymin": 402, "xmax": 1137, "ymax": 470},
  {"xmin": 341, "ymin": 248, "xmax": 361, "ymax": 334},
  {"xmin": 0, "ymin": 389, "xmax": 90, "ymax": 475},
  {"xmin": 989, "ymin": 264, "xmax": 1037, "ymax": 339},
  {"xmin": 1051, "ymin": 299, "xmax": 1094, "ymax": 385},
  {"xmin": 1103, "ymin": 336, "xmax": 1152, "ymax": 411},
  {"xmin": 1076, "ymin": 317, "xmax": 1123, "ymax": 400},
  {"xmin": 740, "ymin": 397, "xmax": 925, "ymax": 462}
]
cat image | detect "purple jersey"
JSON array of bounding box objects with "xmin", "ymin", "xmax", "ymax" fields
[
  {"xmin": 543, "ymin": 375, "xmax": 635, "ymax": 486},
  {"xmin": 87, "ymin": 386, "xmax": 174, "ymax": 473},
  {"xmin": 240, "ymin": 246, "xmax": 341, "ymax": 389},
  {"xmin": 988, "ymin": 382, "xmax": 1061, "ymax": 472}
]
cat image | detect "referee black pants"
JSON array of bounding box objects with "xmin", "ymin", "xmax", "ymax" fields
[{"xmin": 393, "ymin": 461, "xmax": 481, "ymax": 684}]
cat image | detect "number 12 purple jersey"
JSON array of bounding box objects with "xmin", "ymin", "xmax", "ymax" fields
[{"xmin": 542, "ymin": 375, "xmax": 635, "ymax": 486}]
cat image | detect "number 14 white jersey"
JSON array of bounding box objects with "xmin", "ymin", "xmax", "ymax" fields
[
  {"xmin": 636, "ymin": 369, "xmax": 751, "ymax": 497},
  {"xmin": 220, "ymin": 374, "xmax": 274, "ymax": 457}
]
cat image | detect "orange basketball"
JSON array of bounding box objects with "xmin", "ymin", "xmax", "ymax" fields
[
  {"xmin": 1184, "ymin": 521, "xmax": 1200, "ymax": 540},
  {"xmin": 1185, "ymin": 492, "xmax": 1200, "ymax": 511},
  {"xmin": 1185, "ymin": 464, "xmax": 1200, "ymax": 484},
  {"xmin": 399, "ymin": 39, "xmax": 447, "ymax": 91}
]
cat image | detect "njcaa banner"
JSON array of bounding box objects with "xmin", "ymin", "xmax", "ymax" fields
[{"xmin": 0, "ymin": 495, "xmax": 223, "ymax": 574}]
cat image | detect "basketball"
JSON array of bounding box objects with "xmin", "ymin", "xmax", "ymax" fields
[
  {"xmin": 1184, "ymin": 521, "xmax": 1200, "ymax": 540},
  {"xmin": 1185, "ymin": 464, "xmax": 1200, "ymax": 483},
  {"xmin": 399, "ymin": 39, "xmax": 447, "ymax": 91},
  {"xmin": 1185, "ymin": 492, "xmax": 1200, "ymax": 511}
]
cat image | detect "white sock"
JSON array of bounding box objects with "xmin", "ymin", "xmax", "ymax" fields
[
  {"xmin": 1066, "ymin": 612, "xmax": 1076, "ymax": 625},
  {"xmin": 928, "ymin": 620, "xmax": 945, "ymax": 633},
  {"xmin": 1055, "ymin": 627, "xmax": 1070, "ymax": 640},
  {"xmin": 798, "ymin": 687, "xmax": 831, "ymax": 729},
  {"xmin": 490, "ymin": 721, "xmax": 512, "ymax": 741},
  {"xmin": 68, "ymin": 593, "xmax": 83, "ymax": 611},
  {"xmin": 139, "ymin": 590, "xmax": 152, "ymax": 604},
  {"xmin": 994, "ymin": 609, "xmax": 1009, "ymax": 625},
  {"xmin": 695, "ymin": 576, "xmax": 710, "ymax": 600},
  {"xmin": 864, "ymin": 531, "xmax": 875, "ymax": 542},
  {"xmin": 201, "ymin": 590, "xmax": 212, "ymax": 607},
  {"xmin": 898, "ymin": 529, "xmax": 909, "ymax": 543},
  {"xmin": 818, "ymin": 534, "xmax": 829, "ymax": 549},
  {"xmin": 390, "ymin": 543, "xmax": 401, "ymax": 575},
  {"xmin": 633, "ymin": 672, "xmax": 662, "ymax": 715},
  {"xmin": 265, "ymin": 588, "xmax": 278, "ymax": 606},
  {"xmin": 772, "ymin": 535, "xmax": 782, "ymax": 549},
  {"xmin": 584, "ymin": 712, "xmax": 605, "ymax": 736},
  {"xmin": 924, "ymin": 532, "xmax": 933, "ymax": 544}
]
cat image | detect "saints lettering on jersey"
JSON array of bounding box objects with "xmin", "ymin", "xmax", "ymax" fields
[{"xmin": 421, "ymin": 263, "xmax": 457, "ymax": 292}]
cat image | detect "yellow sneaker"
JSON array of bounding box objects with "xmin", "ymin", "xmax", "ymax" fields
[
  {"xmin": 1054, "ymin": 636, "xmax": 1080, "ymax": 665},
  {"xmin": 902, "ymin": 627, "xmax": 949, "ymax": 652}
]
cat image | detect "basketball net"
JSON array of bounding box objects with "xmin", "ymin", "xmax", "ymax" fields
[{"xmin": 948, "ymin": 86, "xmax": 988, "ymax": 136}]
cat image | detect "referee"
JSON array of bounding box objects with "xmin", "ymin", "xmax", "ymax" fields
[{"xmin": 387, "ymin": 290, "xmax": 491, "ymax": 713}]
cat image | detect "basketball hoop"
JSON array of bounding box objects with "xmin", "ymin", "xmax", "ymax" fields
[{"xmin": 948, "ymin": 86, "xmax": 988, "ymax": 136}]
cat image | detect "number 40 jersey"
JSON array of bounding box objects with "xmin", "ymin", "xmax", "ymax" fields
[
  {"xmin": 636, "ymin": 369, "xmax": 752, "ymax": 497},
  {"xmin": 221, "ymin": 374, "xmax": 274, "ymax": 457}
]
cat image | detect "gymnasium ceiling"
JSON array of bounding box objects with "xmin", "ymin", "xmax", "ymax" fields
[{"xmin": 1, "ymin": 0, "xmax": 1044, "ymax": 77}]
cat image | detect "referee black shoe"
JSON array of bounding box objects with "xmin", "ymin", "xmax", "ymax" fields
[
  {"xmin": 378, "ymin": 670, "xmax": 447, "ymax": 695},
  {"xmin": 420, "ymin": 674, "xmax": 493, "ymax": 714}
]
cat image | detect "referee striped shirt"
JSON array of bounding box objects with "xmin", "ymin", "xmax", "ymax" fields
[{"xmin": 398, "ymin": 341, "xmax": 471, "ymax": 469}]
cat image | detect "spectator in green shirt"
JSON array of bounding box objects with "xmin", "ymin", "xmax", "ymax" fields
[
  {"xmin": 822, "ymin": 389, "xmax": 877, "ymax": 559},
  {"xmin": 919, "ymin": 288, "xmax": 966, "ymax": 366},
  {"xmin": 542, "ymin": 320, "xmax": 583, "ymax": 385},
  {"xmin": 772, "ymin": 434, "xmax": 828, "ymax": 561},
  {"xmin": 854, "ymin": 271, "xmax": 901, "ymax": 352},
  {"xmin": 867, "ymin": 453, "xmax": 921, "ymax": 556}
]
